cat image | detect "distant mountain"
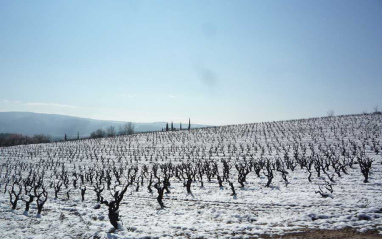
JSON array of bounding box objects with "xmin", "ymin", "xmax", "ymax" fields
[{"xmin": 0, "ymin": 112, "xmax": 211, "ymax": 140}]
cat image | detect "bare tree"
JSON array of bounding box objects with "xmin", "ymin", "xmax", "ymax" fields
[
  {"xmin": 327, "ymin": 109, "xmax": 334, "ymax": 117},
  {"xmin": 101, "ymin": 178, "xmax": 134, "ymax": 229},
  {"xmin": 228, "ymin": 180, "xmax": 236, "ymax": 197},
  {"xmin": 154, "ymin": 182, "xmax": 166, "ymax": 209},
  {"xmin": 106, "ymin": 126, "xmax": 116, "ymax": 137},
  {"xmin": 119, "ymin": 122, "xmax": 135, "ymax": 135},
  {"xmin": 9, "ymin": 181, "xmax": 22, "ymax": 210},
  {"xmin": 90, "ymin": 129, "xmax": 106, "ymax": 138},
  {"xmin": 126, "ymin": 122, "xmax": 135, "ymax": 135},
  {"xmin": 36, "ymin": 185, "xmax": 48, "ymax": 216},
  {"xmin": 315, "ymin": 182, "xmax": 333, "ymax": 198},
  {"xmin": 81, "ymin": 186, "xmax": 86, "ymax": 202},
  {"xmin": 264, "ymin": 159, "xmax": 274, "ymax": 187},
  {"xmin": 374, "ymin": 105, "xmax": 380, "ymax": 114},
  {"xmin": 358, "ymin": 156, "xmax": 373, "ymax": 183}
]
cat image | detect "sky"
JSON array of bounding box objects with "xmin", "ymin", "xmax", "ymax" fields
[{"xmin": 0, "ymin": 0, "xmax": 381, "ymax": 125}]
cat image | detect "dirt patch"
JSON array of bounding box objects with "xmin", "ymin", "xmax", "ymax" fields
[{"xmin": 260, "ymin": 228, "xmax": 382, "ymax": 239}]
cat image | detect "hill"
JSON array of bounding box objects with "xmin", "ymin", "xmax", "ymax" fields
[
  {"xmin": 0, "ymin": 113, "xmax": 381, "ymax": 238},
  {"xmin": 0, "ymin": 112, "xmax": 210, "ymax": 139}
]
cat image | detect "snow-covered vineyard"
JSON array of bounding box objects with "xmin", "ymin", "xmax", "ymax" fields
[{"xmin": 1, "ymin": 114, "xmax": 382, "ymax": 238}]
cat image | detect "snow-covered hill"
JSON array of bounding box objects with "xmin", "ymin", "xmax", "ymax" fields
[{"xmin": 0, "ymin": 113, "xmax": 381, "ymax": 238}]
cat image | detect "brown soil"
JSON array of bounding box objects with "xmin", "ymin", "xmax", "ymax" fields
[{"xmin": 260, "ymin": 227, "xmax": 382, "ymax": 239}]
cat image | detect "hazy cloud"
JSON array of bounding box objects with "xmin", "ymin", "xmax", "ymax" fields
[
  {"xmin": 119, "ymin": 93, "xmax": 135, "ymax": 98},
  {"xmin": 3, "ymin": 99, "xmax": 21, "ymax": 103},
  {"xmin": 168, "ymin": 95, "xmax": 177, "ymax": 99},
  {"xmin": 3, "ymin": 99, "xmax": 77, "ymax": 108},
  {"xmin": 195, "ymin": 66, "xmax": 218, "ymax": 90},
  {"xmin": 25, "ymin": 102, "xmax": 78, "ymax": 108}
]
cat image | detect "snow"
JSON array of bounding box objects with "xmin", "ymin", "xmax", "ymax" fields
[{"xmin": 0, "ymin": 114, "xmax": 382, "ymax": 238}]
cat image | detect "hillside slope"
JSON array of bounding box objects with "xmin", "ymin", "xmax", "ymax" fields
[
  {"xmin": 0, "ymin": 112, "xmax": 209, "ymax": 138},
  {"xmin": 0, "ymin": 113, "xmax": 381, "ymax": 238}
]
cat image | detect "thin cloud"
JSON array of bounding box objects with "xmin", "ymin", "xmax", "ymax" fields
[
  {"xmin": 199, "ymin": 67, "xmax": 217, "ymax": 88},
  {"xmin": 119, "ymin": 93, "xmax": 135, "ymax": 98},
  {"xmin": 25, "ymin": 102, "xmax": 78, "ymax": 108},
  {"xmin": 193, "ymin": 65, "xmax": 218, "ymax": 91},
  {"xmin": 168, "ymin": 95, "xmax": 177, "ymax": 99},
  {"xmin": 3, "ymin": 99, "xmax": 21, "ymax": 103}
]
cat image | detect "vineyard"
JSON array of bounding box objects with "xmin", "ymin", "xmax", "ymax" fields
[{"xmin": 1, "ymin": 114, "xmax": 382, "ymax": 238}]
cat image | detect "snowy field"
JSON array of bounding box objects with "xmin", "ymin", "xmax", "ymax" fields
[{"xmin": 1, "ymin": 114, "xmax": 382, "ymax": 238}]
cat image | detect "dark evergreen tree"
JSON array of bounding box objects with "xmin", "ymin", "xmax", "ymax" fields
[
  {"xmin": 171, "ymin": 122, "xmax": 174, "ymax": 131},
  {"xmin": 188, "ymin": 118, "xmax": 191, "ymax": 131},
  {"xmin": 166, "ymin": 123, "xmax": 169, "ymax": 132},
  {"xmin": 180, "ymin": 122, "xmax": 182, "ymax": 130},
  {"xmin": 64, "ymin": 134, "xmax": 67, "ymax": 141}
]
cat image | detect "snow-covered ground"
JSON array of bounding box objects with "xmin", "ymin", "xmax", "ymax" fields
[{"xmin": 1, "ymin": 114, "xmax": 382, "ymax": 238}]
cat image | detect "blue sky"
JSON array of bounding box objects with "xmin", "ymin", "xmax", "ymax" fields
[{"xmin": 1, "ymin": 0, "xmax": 381, "ymax": 125}]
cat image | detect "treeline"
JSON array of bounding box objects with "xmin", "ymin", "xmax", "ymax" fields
[
  {"xmin": 0, "ymin": 133, "xmax": 51, "ymax": 147},
  {"xmin": 163, "ymin": 118, "xmax": 191, "ymax": 132},
  {"xmin": 89, "ymin": 122, "xmax": 135, "ymax": 139},
  {"xmin": 0, "ymin": 122, "xmax": 137, "ymax": 146},
  {"xmin": 1, "ymin": 120, "xmax": 191, "ymax": 146}
]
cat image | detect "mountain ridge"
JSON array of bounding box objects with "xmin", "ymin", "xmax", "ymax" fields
[{"xmin": 0, "ymin": 112, "xmax": 210, "ymax": 139}]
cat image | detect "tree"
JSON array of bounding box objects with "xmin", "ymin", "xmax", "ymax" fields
[
  {"xmin": 90, "ymin": 129, "xmax": 106, "ymax": 138},
  {"xmin": 180, "ymin": 122, "xmax": 182, "ymax": 130},
  {"xmin": 8, "ymin": 181, "xmax": 22, "ymax": 210},
  {"xmin": 358, "ymin": 156, "xmax": 373, "ymax": 183},
  {"xmin": 119, "ymin": 122, "xmax": 135, "ymax": 135},
  {"xmin": 77, "ymin": 132, "xmax": 79, "ymax": 140},
  {"xmin": 126, "ymin": 122, "xmax": 135, "ymax": 135},
  {"xmin": 327, "ymin": 110, "xmax": 334, "ymax": 117},
  {"xmin": 101, "ymin": 176, "xmax": 135, "ymax": 229},
  {"xmin": 106, "ymin": 126, "xmax": 116, "ymax": 137},
  {"xmin": 36, "ymin": 185, "xmax": 48, "ymax": 216},
  {"xmin": 166, "ymin": 123, "xmax": 169, "ymax": 132},
  {"xmin": 0, "ymin": 133, "xmax": 50, "ymax": 147},
  {"xmin": 154, "ymin": 182, "xmax": 166, "ymax": 209},
  {"xmin": 171, "ymin": 122, "xmax": 174, "ymax": 131},
  {"xmin": 32, "ymin": 134, "xmax": 51, "ymax": 144},
  {"xmin": 188, "ymin": 118, "xmax": 191, "ymax": 131},
  {"xmin": 373, "ymin": 106, "xmax": 380, "ymax": 114},
  {"xmin": 64, "ymin": 134, "xmax": 67, "ymax": 141}
]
